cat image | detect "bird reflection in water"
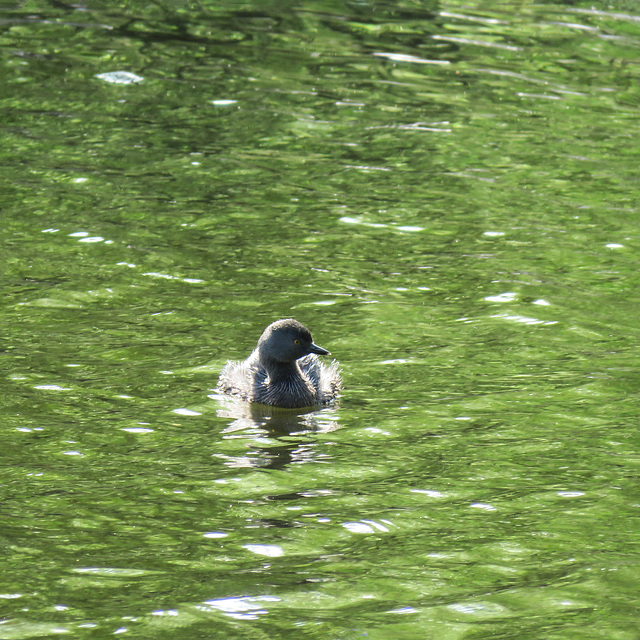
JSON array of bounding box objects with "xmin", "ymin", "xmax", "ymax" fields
[{"xmin": 211, "ymin": 392, "xmax": 340, "ymax": 470}]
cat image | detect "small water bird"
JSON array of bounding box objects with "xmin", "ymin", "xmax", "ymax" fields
[{"xmin": 217, "ymin": 318, "xmax": 341, "ymax": 408}]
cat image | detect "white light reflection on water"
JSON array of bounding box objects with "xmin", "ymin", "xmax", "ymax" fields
[
  {"xmin": 243, "ymin": 544, "xmax": 284, "ymax": 557},
  {"xmin": 198, "ymin": 595, "xmax": 281, "ymax": 620}
]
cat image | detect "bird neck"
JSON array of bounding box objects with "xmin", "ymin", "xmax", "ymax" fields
[{"xmin": 258, "ymin": 350, "xmax": 302, "ymax": 382}]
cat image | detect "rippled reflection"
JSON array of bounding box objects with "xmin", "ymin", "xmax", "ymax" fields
[
  {"xmin": 3, "ymin": 0, "xmax": 640, "ymax": 638},
  {"xmin": 211, "ymin": 394, "xmax": 340, "ymax": 469}
]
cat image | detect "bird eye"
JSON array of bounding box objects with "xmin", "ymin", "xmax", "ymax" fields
[{"xmin": 294, "ymin": 339, "xmax": 301, "ymax": 345}]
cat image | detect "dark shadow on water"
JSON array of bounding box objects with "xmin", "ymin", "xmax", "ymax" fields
[
  {"xmin": 211, "ymin": 392, "xmax": 340, "ymax": 434},
  {"xmin": 209, "ymin": 392, "xmax": 340, "ymax": 470}
]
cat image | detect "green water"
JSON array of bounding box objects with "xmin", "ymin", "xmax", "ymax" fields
[{"xmin": 2, "ymin": 1, "xmax": 640, "ymax": 638}]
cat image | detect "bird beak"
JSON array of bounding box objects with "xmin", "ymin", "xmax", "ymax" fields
[{"xmin": 309, "ymin": 343, "xmax": 330, "ymax": 356}]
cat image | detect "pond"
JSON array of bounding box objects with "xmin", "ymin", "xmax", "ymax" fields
[{"xmin": 2, "ymin": 1, "xmax": 639, "ymax": 639}]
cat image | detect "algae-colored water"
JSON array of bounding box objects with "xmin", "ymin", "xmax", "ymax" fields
[{"xmin": 2, "ymin": 1, "xmax": 639, "ymax": 638}]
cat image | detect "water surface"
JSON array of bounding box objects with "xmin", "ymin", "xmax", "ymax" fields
[{"xmin": 2, "ymin": 1, "xmax": 639, "ymax": 639}]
